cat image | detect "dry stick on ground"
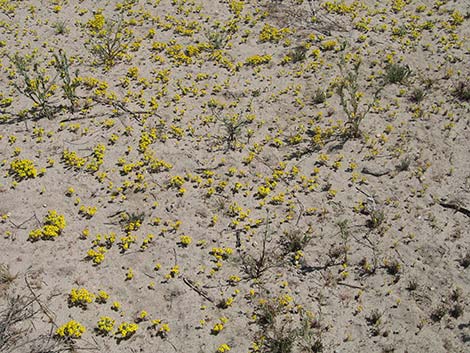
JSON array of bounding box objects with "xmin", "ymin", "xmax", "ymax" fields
[
  {"xmin": 8, "ymin": 214, "xmax": 36, "ymax": 230},
  {"xmin": 24, "ymin": 274, "xmax": 57, "ymax": 326},
  {"xmin": 91, "ymin": 96, "xmax": 152, "ymax": 125},
  {"xmin": 182, "ymin": 277, "xmax": 215, "ymax": 303},
  {"xmin": 337, "ymin": 282, "xmax": 365, "ymax": 290},
  {"xmin": 438, "ymin": 197, "xmax": 470, "ymax": 218}
]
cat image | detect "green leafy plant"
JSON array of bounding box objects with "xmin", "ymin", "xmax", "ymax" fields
[
  {"xmin": 288, "ymin": 45, "xmax": 308, "ymax": 63},
  {"xmin": 312, "ymin": 88, "xmax": 327, "ymax": 105},
  {"xmin": 366, "ymin": 309, "xmax": 383, "ymax": 336},
  {"xmin": 409, "ymin": 87, "xmax": 425, "ymax": 103},
  {"xmin": 281, "ymin": 228, "xmax": 311, "ymax": 254},
  {"xmin": 453, "ymin": 81, "xmax": 470, "ymax": 101},
  {"xmin": 384, "ymin": 63, "xmax": 411, "ymax": 84},
  {"xmin": 206, "ymin": 29, "xmax": 230, "ymax": 50},
  {"xmin": 53, "ymin": 20, "xmax": 68, "ymax": 35}
]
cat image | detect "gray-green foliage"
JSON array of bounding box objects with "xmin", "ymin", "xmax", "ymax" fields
[
  {"xmin": 10, "ymin": 54, "xmax": 59, "ymax": 119},
  {"xmin": 336, "ymin": 58, "xmax": 383, "ymax": 138}
]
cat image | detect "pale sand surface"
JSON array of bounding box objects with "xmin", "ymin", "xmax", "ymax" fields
[{"xmin": 0, "ymin": 1, "xmax": 469, "ymax": 352}]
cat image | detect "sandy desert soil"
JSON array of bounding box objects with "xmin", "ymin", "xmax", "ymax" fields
[{"xmin": 0, "ymin": 0, "xmax": 469, "ymax": 352}]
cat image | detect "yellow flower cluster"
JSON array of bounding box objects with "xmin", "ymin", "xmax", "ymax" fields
[
  {"xmin": 79, "ymin": 205, "xmax": 97, "ymax": 218},
  {"xmin": 96, "ymin": 316, "xmax": 115, "ymax": 334},
  {"xmin": 56, "ymin": 320, "xmax": 86, "ymax": 338},
  {"xmin": 144, "ymin": 152, "xmax": 173, "ymax": 173},
  {"xmin": 96, "ymin": 290, "xmax": 110, "ymax": 303},
  {"xmin": 169, "ymin": 175, "xmax": 185, "ymax": 188},
  {"xmin": 81, "ymin": 76, "xmax": 109, "ymax": 91},
  {"xmin": 120, "ymin": 235, "xmax": 137, "ymax": 250},
  {"xmin": 322, "ymin": 0, "xmax": 359, "ymax": 14},
  {"xmin": 245, "ymin": 54, "xmax": 272, "ymax": 66},
  {"xmin": 259, "ymin": 23, "xmax": 290, "ymax": 43},
  {"xmin": 111, "ymin": 301, "xmax": 121, "ymax": 311},
  {"xmin": 9, "ymin": 159, "xmax": 37, "ymax": 180},
  {"xmin": 211, "ymin": 322, "xmax": 224, "ymax": 334},
  {"xmin": 138, "ymin": 129, "xmax": 157, "ymax": 152},
  {"xmin": 116, "ymin": 322, "xmax": 138, "ymax": 339},
  {"xmin": 217, "ymin": 344, "xmax": 231, "ymax": 352},
  {"xmin": 160, "ymin": 323, "xmax": 170, "ymax": 333},
  {"xmin": 140, "ymin": 233, "xmax": 154, "ymax": 250},
  {"xmin": 62, "ymin": 149, "xmax": 86, "ymax": 169},
  {"xmin": 86, "ymin": 144, "xmax": 106, "ymax": 172},
  {"xmin": 169, "ymin": 265, "xmax": 179, "ymax": 278},
  {"xmin": 228, "ymin": 0, "xmax": 244, "ymax": 16},
  {"xmin": 256, "ymin": 185, "xmax": 271, "ymax": 198},
  {"xmin": 210, "ymin": 247, "xmax": 233, "ymax": 260},
  {"xmin": 28, "ymin": 210, "xmax": 66, "ymax": 241},
  {"xmin": 270, "ymin": 192, "xmax": 285, "ymax": 205},
  {"xmin": 211, "ymin": 317, "xmax": 228, "ymax": 335},
  {"xmin": 87, "ymin": 13, "xmax": 105, "ymax": 31},
  {"xmin": 69, "ymin": 287, "xmax": 95, "ymax": 307},
  {"xmin": 179, "ymin": 235, "xmax": 192, "ymax": 247},
  {"xmin": 87, "ymin": 247, "xmax": 106, "ymax": 264},
  {"xmin": 166, "ymin": 43, "xmax": 193, "ymax": 65},
  {"xmin": 321, "ymin": 39, "xmax": 338, "ymax": 51},
  {"xmin": 125, "ymin": 267, "xmax": 134, "ymax": 280}
]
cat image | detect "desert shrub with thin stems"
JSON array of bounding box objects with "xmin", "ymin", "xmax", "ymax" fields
[
  {"xmin": 239, "ymin": 215, "xmax": 282, "ymax": 279},
  {"xmin": 10, "ymin": 54, "xmax": 59, "ymax": 119},
  {"xmin": 86, "ymin": 18, "xmax": 134, "ymax": 69},
  {"xmin": 257, "ymin": 300, "xmax": 283, "ymax": 328},
  {"xmin": 255, "ymin": 297, "xmax": 296, "ymax": 353},
  {"xmin": 297, "ymin": 312, "xmax": 324, "ymax": 353},
  {"xmin": 263, "ymin": 326, "xmax": 296, "ymax": 353},
  {"xmin": 453, "ymin": 81, "xmax": 470, "ymax": 101},
  {"xmin": 0, "ymin": 294, "xmax": 36, "ymax": 352},
  {"xmin": 336, "ymin": 220, "xmax": 350, "ymax": 264},
  {"xmin": 0, "ymin": 264, "xmax": 16, "ymax": 289},
  {"xmin": 53, "ymin": 50, "xmax": 80, "ymax": 112},
  {"xmin": 215, "ymin": 112, "xmax": 251, "ymax": 151},
  {"xmin": 256, "ymin": 300, "xmax": 323, "ymax": 353},
  {"xmin": 336, "ymin": 58, "xmax": 383, "ymax": 138},
  {"xmin": 0, "ymin": 292, "xmax": 74, "ymax": 353}
]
